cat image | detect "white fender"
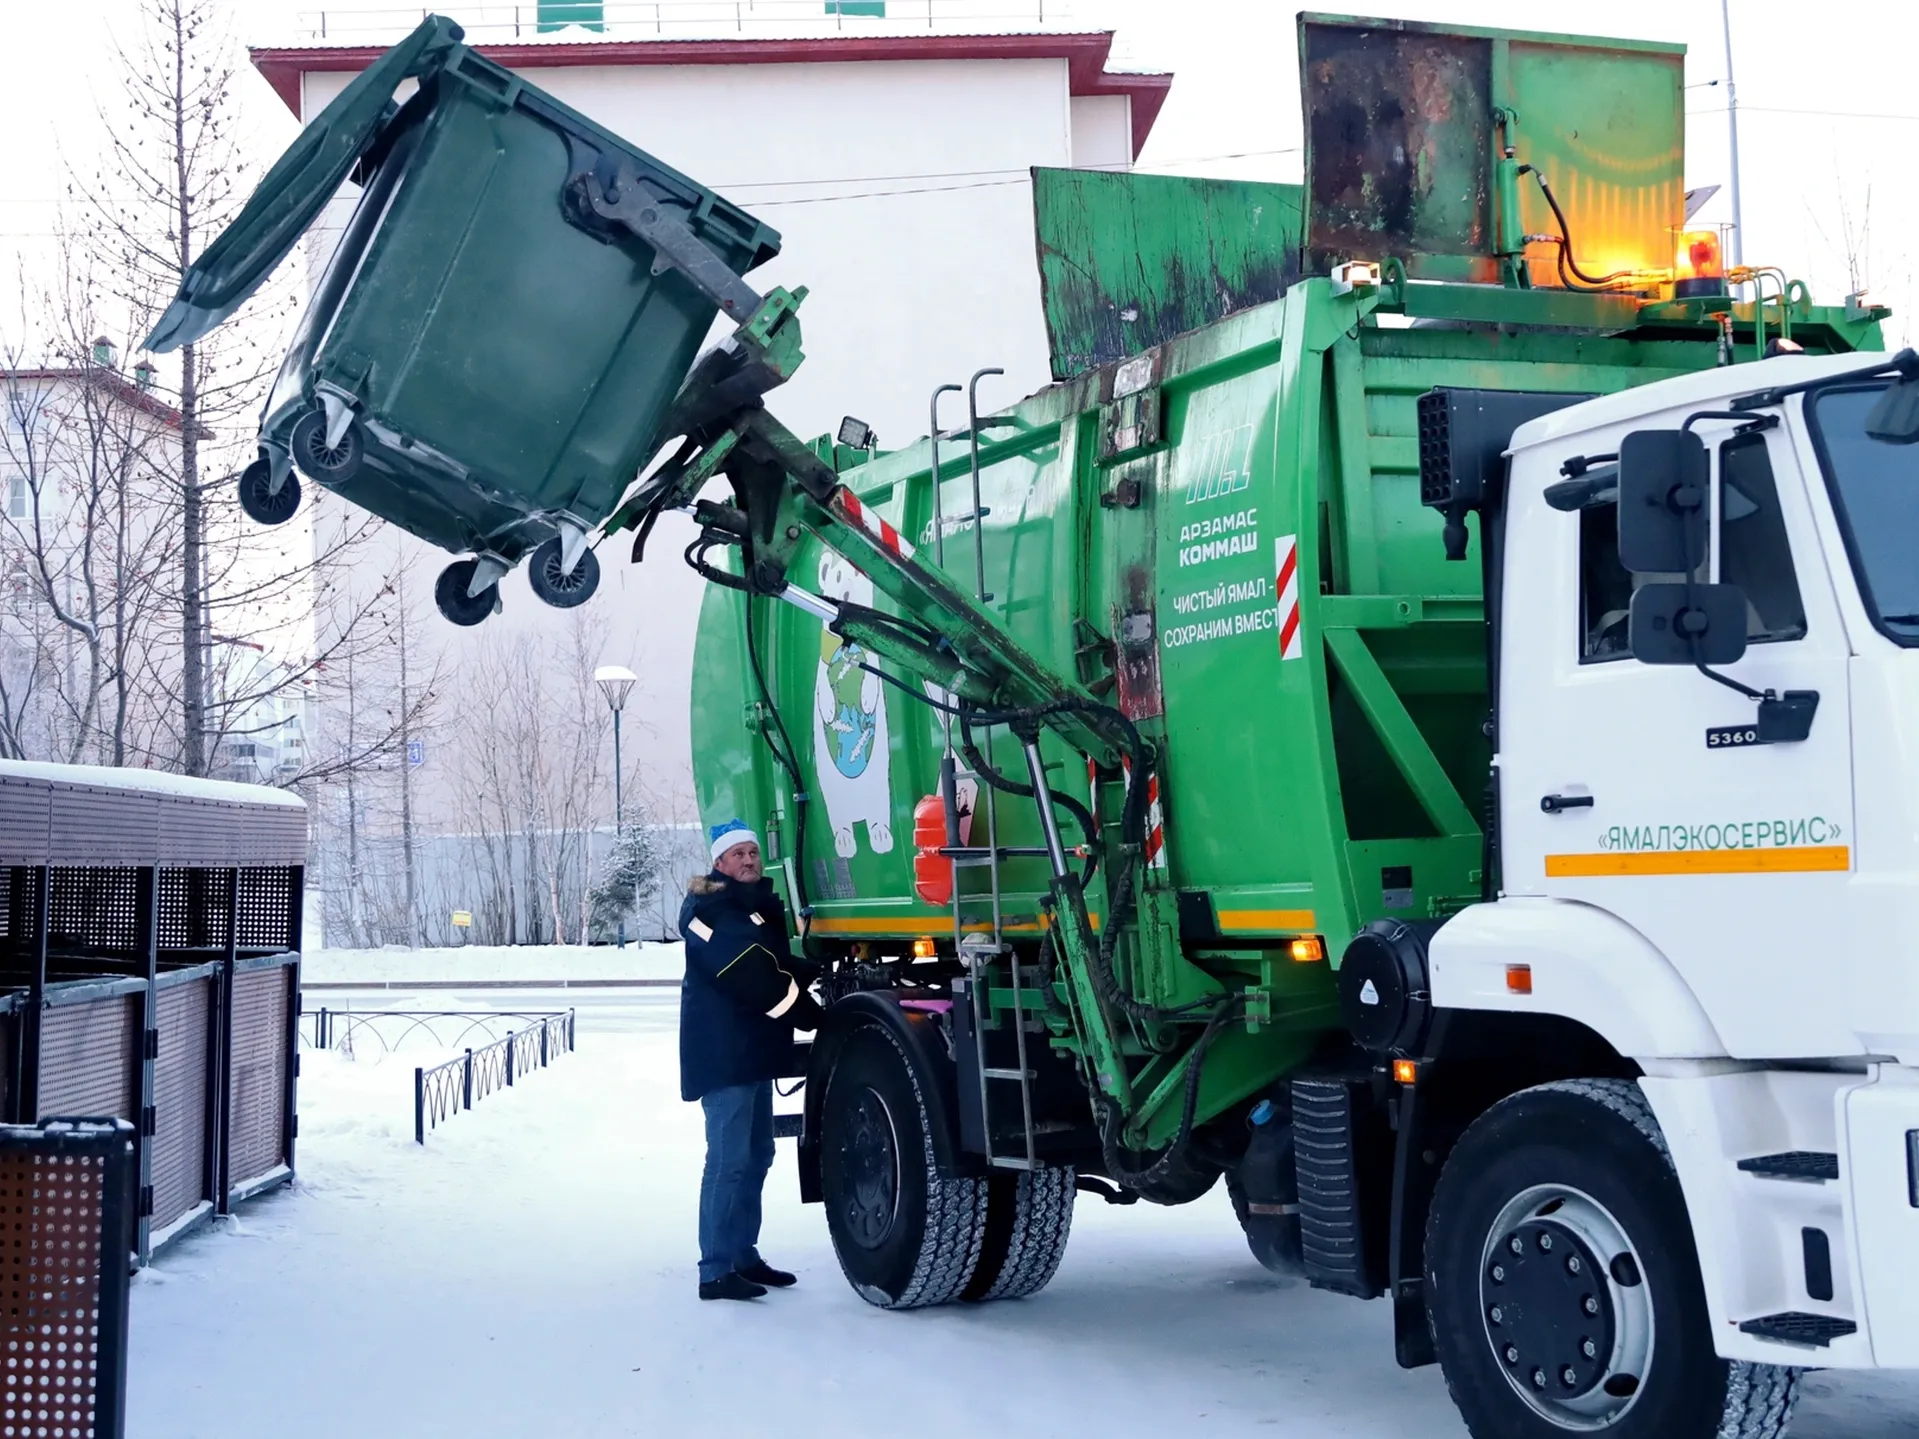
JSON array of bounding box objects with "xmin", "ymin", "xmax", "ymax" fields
[{"xmin": 1428, "ymin": 897, "xmax": 1726, "ymax": 1058}]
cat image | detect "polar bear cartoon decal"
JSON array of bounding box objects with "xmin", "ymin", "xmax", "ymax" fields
[{"xmin": 813, "ymin": 551, "xmax": 894, "ymax": 857}]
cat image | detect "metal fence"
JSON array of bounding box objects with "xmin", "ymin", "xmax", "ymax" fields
[
  {"xmin": 303, "ymin": 1007, "xmax": 568, "ymax": 1054},
  {"xmin": 292, "ymin": 1, "xmax": 1073, "ymax": 43},
  {"xmin": 414, "ymin": 1011, "xmax": 574, "ymax": 1143},
  {"xmin": 0, "ymin": 1118, "xmax": 138, "ymax": 1438}
]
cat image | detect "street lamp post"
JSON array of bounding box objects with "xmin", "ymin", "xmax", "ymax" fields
[{"xmin": 595, "ymin": 665, "xmax": 638, "ymax": 946}]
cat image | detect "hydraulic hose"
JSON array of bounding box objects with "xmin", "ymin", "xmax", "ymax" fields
[
  {"xmin": 1095, "ymin": 994, "xmax": 1243, "ymax": 1193},
  {"xmin": 743, "ymin": 593, "xmax": 816, "ymax": 944},
  {"xmin": 1524, "ymin": 167, "xmax": 1638, "ymax": 291}
]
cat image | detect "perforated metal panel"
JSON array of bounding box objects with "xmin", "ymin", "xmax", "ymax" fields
[
  {"xmin": 156, "ymin": 870, "xmax": 229, "ymax": 957},
  {"xmin": 36, "ymin": 999, "xmax": 138, "ymax": 1126},
  {"xmin": 0, "ymin": 1137, "xmax": 130, "ymax": 1438},
  {"xmin": 234, "ymin": 870, "xmax": 293, "ymax": 952},
  {"xmin": 150, "ymin": 981, "xmax": 210, "ymax": 1232},
  {"xmin": 225, "ymin": 968, "xmax": 290, "ymax": 1189},
  {"xmin": 46, "ymin": 872, "xmax": 139, "ymax": 959}
]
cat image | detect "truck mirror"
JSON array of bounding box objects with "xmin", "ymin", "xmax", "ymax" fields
[
  {"xmin": 1617, "ymin": 430, "xmax": 1708, "ymax": 573},
  {"xmin": 1628, "ymin": 582, "xmax": 1749, "ymax": 666}
]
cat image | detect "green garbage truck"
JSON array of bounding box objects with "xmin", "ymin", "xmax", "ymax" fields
[{"xmin": 161, "ymin": 10, "xmax": 1919, "ymax": 1438}]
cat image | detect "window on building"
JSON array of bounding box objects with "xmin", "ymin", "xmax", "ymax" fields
[{"xmin": 5, "ymin": 476, "xmax": 26, "ymax": 520}]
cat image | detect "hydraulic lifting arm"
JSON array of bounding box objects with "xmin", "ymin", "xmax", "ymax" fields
[{"xmin": 588, "ymin": 163, "xmax": 1160, "ymax": 1116}]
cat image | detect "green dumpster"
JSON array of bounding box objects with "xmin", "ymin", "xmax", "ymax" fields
[{"xmin": 144, "ymin": 14, "xmax": 780, "ymax": 625}]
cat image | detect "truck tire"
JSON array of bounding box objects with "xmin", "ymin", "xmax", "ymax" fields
[
  {"xmin": 964, "ymin": 1165, "xmax": 1075, "ymax": 1302},
  {"xmin": 1425, "ymin": 1078, "xmax": 1799, "ymax": 1439},
  {"xmin": 820, "ymin": 1023, "xmax": 986, "ymax": 1309}
]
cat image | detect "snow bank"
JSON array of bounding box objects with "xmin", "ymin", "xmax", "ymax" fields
[{"xmin": 302, "ymin": 941, "xmax": 685, "ymax": 985}]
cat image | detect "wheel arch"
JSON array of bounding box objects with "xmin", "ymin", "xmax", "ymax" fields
[
  {"xmin": 1386, "ymin": 1008, "xmax": 1643, "ymax": 1368},
  {"xmin": 799, "ymin": 991, "xmax": 965, "ymax": 1204},
  {"xmin": 1427, "ymin": 897, "xmax": 1728, "ymax": 1060}
]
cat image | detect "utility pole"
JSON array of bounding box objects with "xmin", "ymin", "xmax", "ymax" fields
[
  {"xmin": 396, "ymin": 572, "xmax": 419, "ymax": 946},
  {"xmin": 1721, "ymin": 0, "xmax": 1745, "ymax": 269}
]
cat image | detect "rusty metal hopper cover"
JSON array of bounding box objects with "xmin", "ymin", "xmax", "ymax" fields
[{"xmin": 1300, "ymin": 13, "xmax": 1685, "ymax": 285}]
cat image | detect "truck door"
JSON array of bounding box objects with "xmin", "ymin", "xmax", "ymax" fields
[{"xmin": 1498, "ymin": 422, "xmax": 1856, "ymax": 1057}]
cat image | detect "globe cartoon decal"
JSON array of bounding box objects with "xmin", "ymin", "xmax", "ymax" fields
[{"xmin": 812, "ymin": 551, "xmax": 895, "ymax": 857}]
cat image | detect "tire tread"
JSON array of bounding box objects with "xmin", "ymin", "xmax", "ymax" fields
[
  {"xmin": 864, "ymin": 1024, "xmax": 986, "ymax": 1310},
  {"xmin": 980, "ymin": 1166, "xmax": 1075, "ymax": 1301}
]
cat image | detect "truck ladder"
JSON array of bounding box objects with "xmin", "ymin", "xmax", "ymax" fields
[{"xmin": 936, "ymin": 373, "xmax": 1037, "ymax": 1173}]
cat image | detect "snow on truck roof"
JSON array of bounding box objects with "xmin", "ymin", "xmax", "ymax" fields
[{"xmin": 0, "ymin": 761, "xmax": 307, "ymax": 870}]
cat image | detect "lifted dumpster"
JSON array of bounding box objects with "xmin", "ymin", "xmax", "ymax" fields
[{"xmin": 146, "ymin": 14, "xmax": 779, "ymax": 625}]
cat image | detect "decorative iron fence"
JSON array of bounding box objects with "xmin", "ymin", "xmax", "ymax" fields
[
  {"xmin": 303, "ymin": 1007, "xmax": 569, "ymax": 1055},
  {"xmin": 414, "ymin": 1011, "xmax": 575, "ymax": 1144}
]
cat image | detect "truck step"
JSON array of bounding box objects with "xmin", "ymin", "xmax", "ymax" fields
[
  {"xmin": 987, "ymin": 1156, "xmax": 1036, "ymax": 1171},
  {"xmin": 1291, "ymin": 1077, "xmax": 1382, "ymax": 1300},
  {"xmin": 1737, "ymin": 1151, "xmax": 1840, "ymax": 1182},
  {"xmin": 1737, "ymin": 1312, "xmax": 1858, "ymax": 1348},
  {"xmin": 982, "ymin": 1067, "xmax": 1036, "ymax": 1080}
]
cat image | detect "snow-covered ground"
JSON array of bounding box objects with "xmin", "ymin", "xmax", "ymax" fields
[{"xmin": 130, "ymin": 990, "xmax": 1919, "ymax": 1437}]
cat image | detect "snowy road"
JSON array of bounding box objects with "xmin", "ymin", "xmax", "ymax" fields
[{"xmin": 130, "ymin": 991, "xmax": 1919, "ymax": 1437}]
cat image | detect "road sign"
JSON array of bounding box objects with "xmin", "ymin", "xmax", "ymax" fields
[
  {"xmin": 407, "ymin": 739, "xmax": 426, "ymax": 768},
  {"xmin": 451, "ymin": 911, "xmax": 471, "ymax": 928}
]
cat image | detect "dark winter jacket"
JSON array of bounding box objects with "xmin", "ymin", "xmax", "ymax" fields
[{"xmin": 679, "ymin": 873, "xmax": 824, "ymax": 1101}]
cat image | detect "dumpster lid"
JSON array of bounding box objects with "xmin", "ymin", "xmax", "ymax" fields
[{"xmin": 144, "ymin": 15, "xmax": 465, "ymax": 353}]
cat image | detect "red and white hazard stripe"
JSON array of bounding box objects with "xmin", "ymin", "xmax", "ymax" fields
[
  {"xmin": 1274, "ymin": 533, "xmax": 1304, "ymax": 661},
  {"xmin": 1119, "ymin": 756, "xmax": 1168, "ymax": 870},
  {"xmin": 837, "ymin": 488, "xmax": 916, "ymax": 561}
]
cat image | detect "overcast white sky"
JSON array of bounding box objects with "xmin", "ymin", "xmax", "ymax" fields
[{"xmin": 2, "ymin": 0, "xmax": 1914, "ymax": 352}]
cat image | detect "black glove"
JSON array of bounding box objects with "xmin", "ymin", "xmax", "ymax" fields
[{"xmin": 788, "ymin": 989, "xmax": 825, "ymax": 1033}]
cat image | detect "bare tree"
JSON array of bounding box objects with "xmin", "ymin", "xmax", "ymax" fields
[{"xmin": 0, "ymin": 246, "xmax": 187, "ymax": 766}]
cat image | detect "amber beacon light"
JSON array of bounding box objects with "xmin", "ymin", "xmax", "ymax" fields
[{"xmin": 1674, "ymin": 230, "xmax": 1727, "ymax": 298}]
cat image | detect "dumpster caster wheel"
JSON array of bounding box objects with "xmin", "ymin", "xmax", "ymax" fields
[
  {"xmin": 435, "ymin": 560, "xmax": 500, "ymax": 628},
  {"xmin": 289, "ymin": 407, "xmax": 365, "ymax": 485},
  {"xmin": 527, "ymin": 536, "xmax": 600, "ymax": 609},
  {"xmin": 236, "ymin": 459, "xmax": 300, "ymax": 526}
]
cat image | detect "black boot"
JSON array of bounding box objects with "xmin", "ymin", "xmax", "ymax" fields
[
  {"xmin": 699, "ymin": 1272, "xmax": 767, "ymax": 1301},
  {"xmin": 736, "ymin": 1260, "xmax": 796, "ymax": 1288}
]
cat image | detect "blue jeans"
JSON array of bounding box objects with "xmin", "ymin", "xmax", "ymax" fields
[{"xmin": 698, "ymin": 1080, "xmax": 775, "ymax": 1283}]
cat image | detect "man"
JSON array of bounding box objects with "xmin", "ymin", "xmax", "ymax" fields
[{"xmin": 681, "ymin": 820, "xmax": 824, "ymax": 1301}]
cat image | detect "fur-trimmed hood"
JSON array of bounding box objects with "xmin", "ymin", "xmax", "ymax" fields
[{"xmin": 687, "ymin": 872, "xmax": 726, "ymax": 896}]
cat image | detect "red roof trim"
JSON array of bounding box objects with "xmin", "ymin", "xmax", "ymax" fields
[
  {"xmin": 1, "ymin": 368, "xmax": 209, "ymax": 437},
  {"xmin": 250, "ymin": 30, "xmax": 1170, "ymax": 157}
]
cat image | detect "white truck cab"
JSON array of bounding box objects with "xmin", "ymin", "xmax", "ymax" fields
[{"xmin": 1433, "ymin": 350, "xmax": 1919, "ymax": 1368}]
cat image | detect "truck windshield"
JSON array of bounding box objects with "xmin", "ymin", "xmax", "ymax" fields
[{"xmin": 1809, "ymin": 384, "xmax": 1919, "ymax": 645}]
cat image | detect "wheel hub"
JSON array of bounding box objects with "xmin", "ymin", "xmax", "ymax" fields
[
  {"xmin": 1479, "ymin": 1184, "xmax": 1655, "ymax": 1431},
  {"xmin": 1483, "ymin": 1218, "xmax": 1614, "ymax": 1400},
  {"xmin": 840, "ymin": 1086, "xmax": 900, "ymax": 1250}
]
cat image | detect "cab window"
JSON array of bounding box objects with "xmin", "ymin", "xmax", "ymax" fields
[
  {"xmin": 1718, "ymin": 435, "xmax": 1806, "ymax": 644},
  {"xmin": 1576, "ymin": 434, "xmax": 1804, "ymax": 662}
]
